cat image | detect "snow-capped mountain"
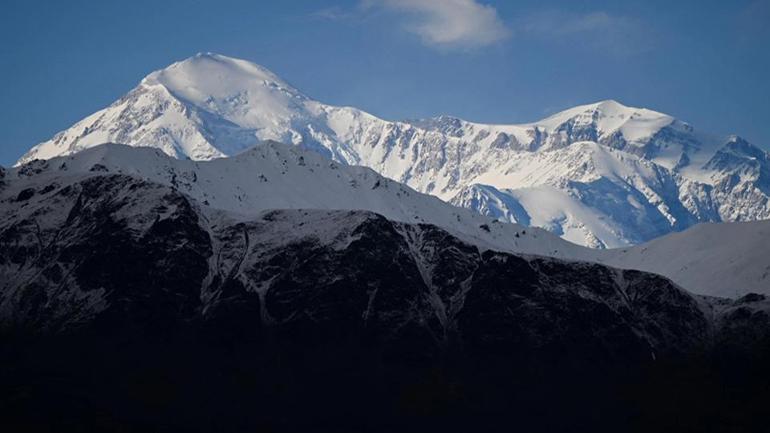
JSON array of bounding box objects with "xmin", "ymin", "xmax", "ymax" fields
[
  {"xmin": 7, "ymin": 53, "xmax": 770, "ymax": 432},
  {"xmin": 19, "ymin": 53, "xmax": 770, "ymax": 248}
]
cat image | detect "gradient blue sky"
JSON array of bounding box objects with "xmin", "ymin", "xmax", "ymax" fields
[{"xmin": 1, "ymin": 0, "xmax": 768, "ymax": 165}]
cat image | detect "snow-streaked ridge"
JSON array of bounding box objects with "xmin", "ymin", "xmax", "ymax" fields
[
  {"xmin": 9, "ymin": 142, "xmax": 770, "ymax": 298},
  {"xmin": 11, "ymin": 141, "xmax": 586, "ymax": 260}
]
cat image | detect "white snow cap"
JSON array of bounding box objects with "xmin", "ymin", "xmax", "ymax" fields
[{"xmin": 17, "ymin": 53, "xmax": 770, "ymax": 250}]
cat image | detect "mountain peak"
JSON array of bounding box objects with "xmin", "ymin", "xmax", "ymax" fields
[
  {"xmin": 193, "ymin": 51, "xmax": 227, "ymax": 59},
  {"xmin": 141, "ymin": 53, "xmax": 302, "ymax": 101},
  {"xmin": 593, "ymin": 99, "xmax": 627, "ymax": 111},
  {"xmin": 589, "ymin": 99, "xmax": 673, "ymax": 121},
  {"xmin": 535, "ymin": 99, "xmax": 673, "ymax": 136}
]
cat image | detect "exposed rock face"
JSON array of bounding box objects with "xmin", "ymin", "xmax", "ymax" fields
[
  {"xmin": 0, "ymin": 175, "xmax": 211, "ymax": 333},
  {"xmin": 1, "ymin": 170, "xmax": 769, "ymax": 432},
  {"xmin": 0, "ymin": 172, "xmax": 707, "ymax": 356}
]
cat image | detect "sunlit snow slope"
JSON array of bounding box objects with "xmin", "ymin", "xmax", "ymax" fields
[
  {"xmin": 19, "ymin": 53, "xmax": 770, "ymax": 248},
  {"xmin": 595, "ymin": 221, "xmax": 770, "ymax": 297}
]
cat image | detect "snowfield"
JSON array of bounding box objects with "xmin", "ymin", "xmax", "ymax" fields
[{"xmin": 595, "ymin": 220, "xmax": 770, "ymax": 298}]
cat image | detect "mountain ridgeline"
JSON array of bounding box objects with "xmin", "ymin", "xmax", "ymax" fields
[{"xmin": 19, "ymin": 53, "xmax": 770, "ymax": 248}]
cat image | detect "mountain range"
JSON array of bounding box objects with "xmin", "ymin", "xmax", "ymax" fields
[
  {"xmin": 3, "ymin": 140, "xmax": 770, "ymax": 432},
  {"xmin": 4, "ymin": 52, "xmax": 770, "ymax": 431},
  {"xmin": 6, "ymin": 142, "xmax": 770, "ymax": 300},
  {"xmin": 19, "ymin": 53, "xmax": 770, "ymax": 248}
]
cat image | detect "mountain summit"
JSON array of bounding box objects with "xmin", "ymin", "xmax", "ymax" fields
[{"xmin": 18, "ymin": 54, "xmax": 770, "ymax": 248}]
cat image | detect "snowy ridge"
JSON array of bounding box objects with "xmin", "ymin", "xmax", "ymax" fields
[
  {"xmin": 18, "ymin": 53, "xmax": 770, "ymax": 247},
  {"xmin": 7, "ymin": 142, "xmax": 770, "ymax": 298},
  {"xmin": 596, "ymin": 220, "xmax": 770, "ymax": 297},
  {"xmin": 9, "ymin": 142, "xmax": 585, "ymax": 260}
]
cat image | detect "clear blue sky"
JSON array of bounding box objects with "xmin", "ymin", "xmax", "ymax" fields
[{"xmin": 1, "ymin": 0, "xmax": 768, "ymax": 165}]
